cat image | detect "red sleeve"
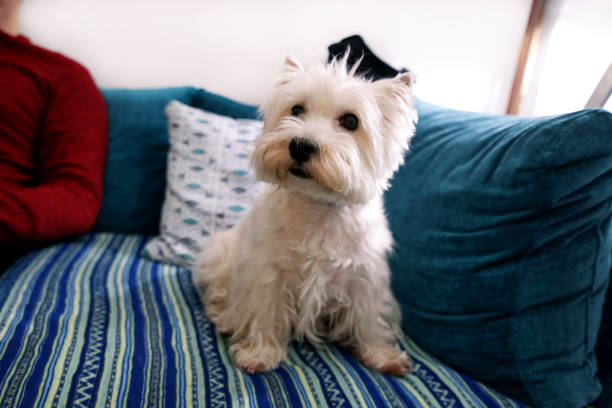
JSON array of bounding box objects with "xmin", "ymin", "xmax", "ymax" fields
[{"xmin": 0, "ymin": 65, "xmax": 108, "ymax": 242}]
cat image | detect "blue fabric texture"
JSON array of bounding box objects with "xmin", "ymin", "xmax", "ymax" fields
[
  {"xmin": 94, "ymin": 87, "xmax": 258, "ymax": 234},
  {"xmin": 0, "ymin": 233, "xmax": 527, "ymax": 407},
  {"xmin": 385, "ymin": 100, "xmax": 612, "ymax": 408},
  {"xmin": 595, "ymin": 284, "xmax": 612, "ymax": 408}
]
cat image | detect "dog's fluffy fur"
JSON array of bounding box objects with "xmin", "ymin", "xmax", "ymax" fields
[{"xmin": 194, "ymin": 55, "xmax": 417, "ymax": 376}]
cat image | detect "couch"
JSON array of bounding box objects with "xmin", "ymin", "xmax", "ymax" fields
[{"xmin": 0, "ymin": 83, "xmax": 610, "ymax": 408}]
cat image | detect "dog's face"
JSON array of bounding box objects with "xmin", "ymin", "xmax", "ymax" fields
[{"xmin": 252, "ymin": 56, "xmax": 417, "ymax": 204}]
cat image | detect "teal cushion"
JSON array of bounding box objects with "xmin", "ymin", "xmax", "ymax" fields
[
  {"xmin": 94, "ymin": 87, "xmax": 258, "ymax": 234},
  {"xmin": 192, "ymin": 89, "xmax": 261, "ymax": 120},
  {"xmin": 596, "ymin": 287, "xmax": 612, "ymax": 407},
  {"xmin": 385, "ymin": 100, "xmax": 612, "ymax": 407}
]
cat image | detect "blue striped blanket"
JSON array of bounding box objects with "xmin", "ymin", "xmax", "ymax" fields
[{"xmin": 0, "ymin": 233, "xmax": 525, "ymax": 407}]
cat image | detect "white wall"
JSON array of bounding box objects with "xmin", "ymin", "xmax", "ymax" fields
[{"xmin": 19, "ymin": 0, "xmax": 530, "ymax": 114}]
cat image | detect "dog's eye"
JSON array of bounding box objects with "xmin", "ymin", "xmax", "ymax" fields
[
  {"xmin": 339, "ymin": 113, "xmax": 359, "ymax": 131},
  {"xmin": 291, "ymin": 105, "xmax": 305, "ymax": 116}
]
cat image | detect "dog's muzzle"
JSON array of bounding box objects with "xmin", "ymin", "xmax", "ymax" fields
[
  {"xmin": 289, "ymin": 137, "xmax": 317, "ymax": 163},
  {"xmin": 289, "ymin": 137, "xmax": 317, "ymax": 179},
  {"xmin": 289, "ymin": 167, "xmax": 309, "ymax": 179}
]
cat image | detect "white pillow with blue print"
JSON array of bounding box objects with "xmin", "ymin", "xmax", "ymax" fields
[{"xmin": 142, "ymin": 100, "xmax": 262, "ymax": 267}]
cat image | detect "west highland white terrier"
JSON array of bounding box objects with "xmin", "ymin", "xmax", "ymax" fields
[{"xmin": 194, "ymin": 55, "xmax": 418, "ymax": 376}]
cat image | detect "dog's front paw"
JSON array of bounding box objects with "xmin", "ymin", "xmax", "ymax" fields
[
  {"xmin": 230, "ymin": 341, "xmax": 286, "ymax": 374},
  {"xmin": 208, "ymin": 315, "xmax": 233, "ymax": 335},
  {"xmin": 355, "ymin": 343, "xmax": 413, "ymax": 377}
]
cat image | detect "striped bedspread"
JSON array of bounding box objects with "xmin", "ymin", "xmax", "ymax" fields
[{"xmin": 0, "ymin": 233, "xmax": 525, "ymax": 407}]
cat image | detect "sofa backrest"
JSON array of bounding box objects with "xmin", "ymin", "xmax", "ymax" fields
[{"xmin": 94, "ymin": 87, "xmax": 258, "ymax": 234}]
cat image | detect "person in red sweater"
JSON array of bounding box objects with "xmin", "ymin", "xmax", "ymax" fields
[{"xmin": 0, "ymin": 0, "xmax": 108, "ymax": 270}]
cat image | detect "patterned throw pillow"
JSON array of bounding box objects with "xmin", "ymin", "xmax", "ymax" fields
[{"xmin": 142, "ymin": 100, "xmax": 262, "ymax": 266}]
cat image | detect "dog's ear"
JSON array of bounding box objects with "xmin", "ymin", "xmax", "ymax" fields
[
  {"xmin": 394, "ymin": 71, "xmax": 414, "ymax": 88},
  {"xmin": 374, "ymin": 70, "xmax": 418, "ymax": 132},
  {"xmin": 275, "ymin": 55, "xmax": 303, "ymax": 87},
  {"xmin": 283, "ymin": 55, "xmax": 303, "ymax": 72},
  {"xmin": 375, "ymin": 71, "xmax": 415, "ymax": 103}
]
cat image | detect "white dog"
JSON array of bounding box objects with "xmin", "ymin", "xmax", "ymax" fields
[{"xmin": 194, "ymin": 55, "xmax": 417, "ymax": 376}]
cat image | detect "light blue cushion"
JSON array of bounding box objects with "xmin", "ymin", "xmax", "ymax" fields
[
  {"xmin": 385, "ymin": 100, "xmax": 612, "ymax": 407},
  {"xmin": 95, "ymin": 87, "xmax": 258, "ymax": 234}
]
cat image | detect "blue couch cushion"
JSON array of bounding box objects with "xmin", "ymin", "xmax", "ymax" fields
[
  {"xmin": 94, "ymin": 87, "xmax": 258, "ymax": 234},
  {"xmin": 595, "ymin": 285, "xmax": 612, "ymax": 408},
  {"xmin": 385, "ymin": 100, "xmax": 612, "ymax": 407}
]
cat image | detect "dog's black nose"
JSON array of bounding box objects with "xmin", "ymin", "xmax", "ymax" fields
[{"xmin": 289, "ymin": 138, "xmax": 318, "ymax": 163}]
